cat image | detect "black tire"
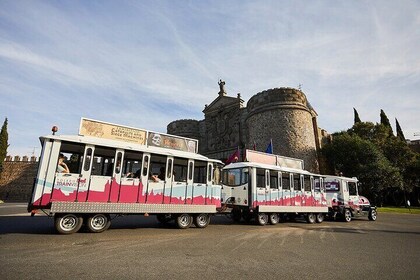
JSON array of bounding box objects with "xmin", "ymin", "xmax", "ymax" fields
[
  {"xmin": 156, "ymin": 214, "xmax": 172, "ymax": 224},
  {"xmin": 316, "ymin": 213, "xmax": 324, "ymax": 223},
  {"xmin": 306, "ymin": 213, "xmax": 316, "ymax": 224},
  {"xmin": 242, "ymin": 210, "xmax": 253, "ymax": 223},
  {"xmin": 193, "ymin": 213, "xmax": 210, "ymax": 228},
  {"xmin": 231, "ymin": 208, "xmax": 242, "ymax": 223},
  {"xmin": 54, "ymin": 213, "xmax": 83, "ymax": 234},
  {"xmin": 269, "ymin": 213, "xmax": 279, "ymax": 225},
  {"xmin": 368, "ymin": 208, "xmax": 377, "ymax": 221},
  {"xmin": 86, "ymin": 214, "xmax": 111, "ymax": 233},
  {"xmin": 343, "ymin": 209, "xmax": 352, "ymax": 222},
  {"xmin": 256, "ymin": 213, "xmax": 268, "ymax": 226},
  {"xmin": 176, "ymin": 214, "xmax": 193, "ymax": 229}
]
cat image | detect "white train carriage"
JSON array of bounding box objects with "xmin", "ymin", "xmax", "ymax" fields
[
  {"xmin": 28, "ymin": 118, "xmax": 223, "ymax": 234},
  {"xmin": 221, "ymin": 150, "xmax": 328, "ymax": 225}
]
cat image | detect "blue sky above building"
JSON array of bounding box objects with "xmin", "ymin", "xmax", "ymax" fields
[{"xmin": 0, "ymin": 0, "xmax": 419, "ymax": 156}]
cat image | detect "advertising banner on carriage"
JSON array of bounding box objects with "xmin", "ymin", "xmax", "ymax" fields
[
  {"xmin": 79, "ymin": 118, "xmax": 147, "ymax": 145},
  {"xmin": 147, "ymin": 132, "xmax": 198, "ymax": 153}
]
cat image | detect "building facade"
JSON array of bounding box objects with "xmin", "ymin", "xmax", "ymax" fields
[{"xmin": 167, "ymin": 81, "xmax": 328, "ymax": 173}]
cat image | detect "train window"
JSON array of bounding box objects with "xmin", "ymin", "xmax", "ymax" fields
[
  {"xmin": 150, "ymin": 154, "xmax": 167, "ymax": 180},
  {"xmin": 222, "ymin": 168, "xmax": 247, "ymax": 186},
  {"xmin": 142, "ymin": 156, "xmax": 149, "ymax": 177},
  {"xmin": 84, "ymin": 148, "xmax": 92, "ymax": 172},
  {"xmin": 325, "ymin": 179, "xmax": 340, "ymax": 192},
  {"xmin": 214, "ymin": 164, "xmax": 223, "ymax": 184},
  {"xmin": 194, "ymin": 161, "xmax": 207, "ymax": 184},
  {"xmin": 293, "ymin": 174, "xmax": 301, "ymax": 191},
  {"xmin": 256, "ymin": 168, "xmax": 265, "ymax": 188},
  {"xmin": 270, "ymin": 171, "xmax": 278, "ymax": 189},
  {"xmin": 59, "ymin": 141, "xmax": 85, "ymax": 174},
  {"xmin": 304, "ymin": 175, "xmax": 311, "ymax": 191},
  {"xmin": 348, "ymin": 182, "xmax": 358, "ymax": 195},
  {"xmin": 208, "ymin": 164, "xmax": 212, "ymax": 182},
  {"xmin": 314, "ymin": 177, "xmax": 321, "ymax": 192},
  {"xmin": 167, "ymin": 159, "xmax": 173, "ymax": 179},
  {"xmin": 115, "ymin": 152, "xmax": 122, "ymax": 174},
  {"xmin": 174, "ymin": 158, "xmax": 188, "ymax": 182},
  {"xmin": 282, "ymin": 172, "xmax": 290, "ymax": 190},
  {"xmin": 188, "ymin": 161, "xmax": 194, "ymax": 181},
  {"xmin": 122, "ymin": 151, "xmax": 143, "ymax": 178},
  {"xmin": 91, "ymin": 146, "xmax": 116, "ymax": 176}
]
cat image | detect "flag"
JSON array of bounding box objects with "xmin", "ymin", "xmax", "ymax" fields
[
  {"xmin": 226, "ymin": 147, "xmax": 240, "ymax": 164},
  {"xmin": 265, "ymin": 139, "xmax": 273, "ymax": 154}
]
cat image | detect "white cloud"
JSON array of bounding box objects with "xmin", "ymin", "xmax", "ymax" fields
[{"xmin": 1, "ymin": 0, "xmax": 419, "ymax": 157}]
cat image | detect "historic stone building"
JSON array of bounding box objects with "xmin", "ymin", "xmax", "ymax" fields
[{"xmin": 167, "ymin": 81, "xmax": 328, "ymax": 173}]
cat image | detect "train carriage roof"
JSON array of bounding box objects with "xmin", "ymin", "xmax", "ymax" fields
[{"xmin": 223, "ymin": 161, "xmax": 313, "ymax": 175}]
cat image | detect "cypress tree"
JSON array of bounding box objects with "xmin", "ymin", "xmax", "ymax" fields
[
  {"xmin": 353, "ymin": 108, "xmax": 361, "ymax": 124},
  {"xmin": 396, "ymin": 118, "xmax": 406, "ymax": 141},
  {"xmin": 380, "ymin": 109, "xmax": 393, "ymax": 134},
  {"xmin": 0, "ymin": 118, "xmax": 9, "ymax": 172}
]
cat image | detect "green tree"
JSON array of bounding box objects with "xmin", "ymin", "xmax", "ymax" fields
[
  {"xmin": 349, "ymin": 121, "xmax": 391, "ymax": 147},
  {"xmin": 0, "ymin": 118, "xmax": 9, "ymax": 173},
  {"xmin": 395, "ymin": 118, "xmax": 406, "ymax": 141},
  {"xmin": 353, "ymin": 108, "xmax": 361, "ymax": 124},
  {"xmin": 322, "ymin": 132, "xmax": 403, "ymax": 205},
  {"xmin": 380, "ymin": 109, "xmax": 393, "ymax": 134}
]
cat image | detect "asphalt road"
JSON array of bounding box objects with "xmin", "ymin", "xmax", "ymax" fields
[{"xmin": 0, "ymin": 203, "xmax": 419, "ymax": 280}]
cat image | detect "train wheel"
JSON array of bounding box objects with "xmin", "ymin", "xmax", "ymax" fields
[
  {"xmin": 176, "ymin": 214, "xmax": 193, "ymax": 229},
  {"xmin": 343, "ymin": 209, "xmax": 352, "ymax": 222},
  {"xmin": 86, "ymin": 214, "xmax": 111, "ymax": 233},
  {"xmin": 194, "ymin": 213, "xmax": 210, "ymax": 228},
  {"xmin": 256, "ymin": 213, "xmax": 268, "ymax": 226},
  {"xmin": 368, "ymin": 208, "xmax": 377, "ymax": 221},
  {"xmin": 306, "ymin": 213, "xmax": 316, "ymax": 224},
  {"xmin": 269, "ymin": 213, "xmax": 279, "ymax": 225},
  {"xmin": 55, "ymin": 213, "xmax": 83, "ymax": 234},
  {"xmin": 316, "ymin": 213, "xmax": 324, "ymax": 223}
]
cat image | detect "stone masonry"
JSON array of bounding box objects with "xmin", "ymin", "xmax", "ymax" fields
[
  {"xmin": 0, "ymin": 160, "xmax": 38, "ymax": 202},
  {"xmin": 168, "ymin": 82, "xmax": 327, "ymax": 173}
]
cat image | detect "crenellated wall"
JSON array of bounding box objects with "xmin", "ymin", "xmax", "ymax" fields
[{"xmin": 0, "ymin": 157, "xmax": 39, "ymax": 202}]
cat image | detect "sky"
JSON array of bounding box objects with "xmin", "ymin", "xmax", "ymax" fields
[{"xmin": 0, "ymin": 0, "xmax": 419, "ymax": 157}]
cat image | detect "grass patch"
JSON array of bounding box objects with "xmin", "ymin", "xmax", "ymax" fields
[{"xmin": 377, "ymin": 207, "xmax": 420, "ymax": 214}]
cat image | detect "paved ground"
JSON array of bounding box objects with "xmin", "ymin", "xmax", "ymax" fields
[{"xmin": 0, "ymin": 203, "xmax": 419, "ymax": 280}]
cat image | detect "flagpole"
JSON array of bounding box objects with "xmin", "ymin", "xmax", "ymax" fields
[{"xmin": 271, "ymin": 138, "xmax": 273, "ymax": 154}]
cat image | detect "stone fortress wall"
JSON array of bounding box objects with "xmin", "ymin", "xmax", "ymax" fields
[
  {"xmin": 168, "ymin": 81, "xmax": 328, "ymax": 173},
  {"xmin": 0, "ymin": 156, "xmax": 39, "ymax": 202}
]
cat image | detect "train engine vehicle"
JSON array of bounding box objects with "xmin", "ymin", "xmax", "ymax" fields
[{"xmin": 324, "ymin": 176, "xmax": 377, "ymax": 222}]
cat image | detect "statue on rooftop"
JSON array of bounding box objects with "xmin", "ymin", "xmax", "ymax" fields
[{"xmin": 218, "ymin": 79, "xmax": 226, "ymax": 94}]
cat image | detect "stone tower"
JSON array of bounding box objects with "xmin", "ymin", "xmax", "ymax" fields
[
  {"xmin": 167, "ymin": 82, "xmax": 324, "ymax": 173},
  {"xmin": 246, "ymin": 87, "xmax": 320, "ymax": 172}
]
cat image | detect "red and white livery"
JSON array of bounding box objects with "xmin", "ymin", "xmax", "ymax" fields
[
  {"xmin": 28, "ymin": 118, "xmax": 223, "ymax": 233},
  {"xmin": 221, "ymin": 150, "xmax": 329, "ymax": 225}
]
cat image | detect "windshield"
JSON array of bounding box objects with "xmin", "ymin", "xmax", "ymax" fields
[{"xmin": 222, "ymin": 168, "xmax": 248, "ymax": 187}]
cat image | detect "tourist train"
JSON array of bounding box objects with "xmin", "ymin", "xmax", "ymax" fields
[{"xmin": 28, "ymin": 118, "xmax": 377, "ymax": 234}]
